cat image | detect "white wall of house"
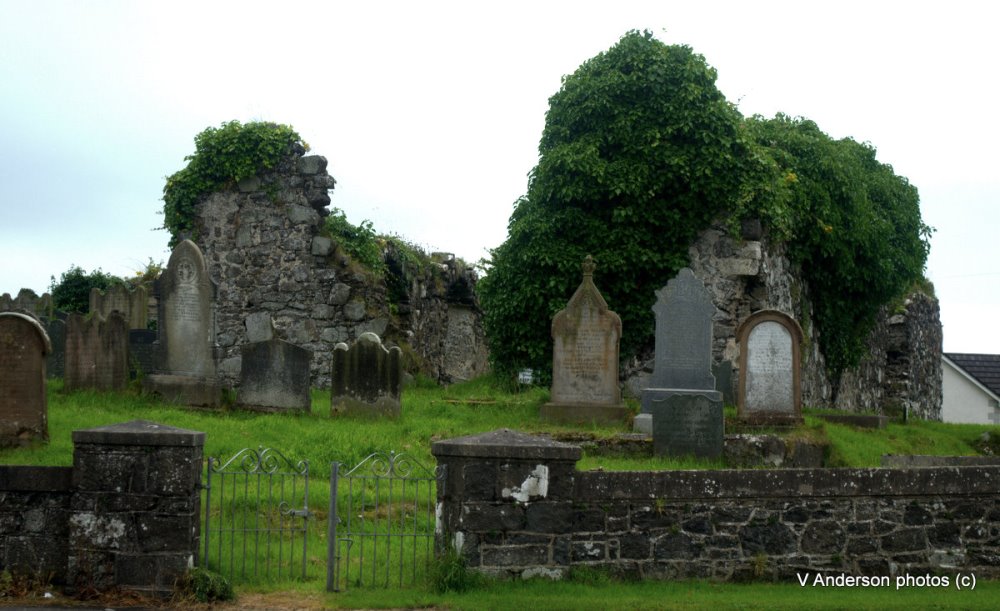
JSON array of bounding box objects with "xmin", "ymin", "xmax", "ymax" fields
[{"xmin": 941, "ymin": 357, "xmax": 1000, "ymax": 424}]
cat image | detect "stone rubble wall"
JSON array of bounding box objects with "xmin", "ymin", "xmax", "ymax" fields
[
  {"xmin": 626, "ymin": 221, "xmax": 942, "ymax": 418},
  {"xmin": 433, "ymin": 431, "xmax": 1000, "ymax": 582},
  {"xmin": 194, "ymin": 148, "xmax": 488, "ymax": 388}
]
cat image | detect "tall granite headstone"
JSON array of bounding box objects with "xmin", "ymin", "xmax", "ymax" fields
[
  {"xmin": 64, "ymin": 312, "xmax": 129, "ymax": 392},
  {"xmin": 737, "ymin": 309, "xmax": 803, "ymax": 424},
  {"xmin": 541, "ymin": 256, "xmax": 628, "ymax": 425},
  {"xmin": 236, "ymin": 314, "xmax": 312, "ymax": 412},
  {"xmin": 142, "ymin": 240, "xmax": 220, "ymax": 406},
  {"xmin": 331, "ymin": 332, "xmax": 403, "ymax": 418},
  {"xmin": 636, "ymin": 269, "xmax": 723, "ymax": 457},
  {"xmin": 0, "ymin": 312, "xmax": 51, "ymax": 446}
]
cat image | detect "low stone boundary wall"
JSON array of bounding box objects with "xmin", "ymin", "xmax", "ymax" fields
[
  {"xmin": 432, "ymin": 430, "xmax": 1000, "ymax": 581},
  {"xmin": 0, "ymin": 421, "xmax": 203, "ymax": 596}
]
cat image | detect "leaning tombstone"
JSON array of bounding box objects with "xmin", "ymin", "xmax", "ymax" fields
[
  {"xmin": 541, "ymin": 255, "xmax": 628, "ymax": 425},
  {"xmin": 636, "ymin": 268, "xmax": 724, "ymax": 459},
  {"xmin": 331, "ymin": 332, "xmax": 403, "ymax": 417},
  {"xmin": 236, "ymin": 314, "xmax": 312, "ymax": 412},
  {"xmin": 736, "ymin": 309, "xmax": 804, "ymax": 425},
  {"xmin": 64, "ymin": 312, "xmax": 129, "ymax": 392},
  {"xmin": 0, "ymin": 312, "xmax": 51, "ymax": 446},
  {"xmin": 142, "ymin": 239, "xmax": 221, "ymax": 406}
]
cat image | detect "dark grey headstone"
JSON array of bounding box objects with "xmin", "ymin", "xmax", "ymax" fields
[
  {"xmin": 713, "ymin": 360, "xmax": 736, "ymax": 406},
  {"xmin": 331, "ymin": 332, "xmax": 402, "ymax": 417},
  {"xmin": 45, "ymin": 317, "xmax": 66, "ymax": 379},
  {"xmin": 650, "ymin": 268, "xmax": 716, "ymax": 390},
  {"xmin": 650, "ymin": 393, "xmax": 723, "ymax": 459},
  {"xmin": 128, "ymin": 329, "xmax": 157, "ymax": 379},
  {"xmin": 636, "ymin": 268, "xmax": 719, "ymax": 433},
  {"xmin": 236, "ymin": 338, "xmax": 312, "ymax": 412},
  {"xmin": 0, "ymin": 312, "xmax": 51, "ymax": 446}
]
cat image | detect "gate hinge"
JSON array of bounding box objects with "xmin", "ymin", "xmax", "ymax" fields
[{"xmin": 287, "ymin": 508, "xmax": 312, "ymax": 518}]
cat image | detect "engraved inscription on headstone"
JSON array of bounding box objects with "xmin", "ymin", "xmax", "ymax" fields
[
  {"xmin": 737, "ymin": 310, "xmax": 803, "ymax": 424},
  {"xmin": 142, "ymin": 239, "xmax": 220, "ymax": 407},
  {"xmin": 0, "ymin": 312, "xmax": 51, "ymax": 446},
  {"xmin": 542, "ymin": 256, "xmax": 628, "ymax": 425}
]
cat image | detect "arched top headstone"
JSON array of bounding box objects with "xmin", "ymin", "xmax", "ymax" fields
[
  {"xmin": 736, "ymin": 309, "xmax": 803, "ymax": 424},
  {"xmin": 0, "ymin": 311, "xmax": 52, "ymax": 355}
]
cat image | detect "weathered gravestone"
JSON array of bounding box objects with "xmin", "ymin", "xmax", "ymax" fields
[
  {"xmin": 128, "ymin": 329, "xmax": 157, "ymax": 378},
  {"xmin": 0, "ymin": 312, "xmax": 51, "ymax": 446},
  {"xmin": 236, "ymin": 314, "xmax": 312, "ymax": 412},
  {"xmin": 635, "ymin": 268, "xmax": 723, "ymax": 457},
  {"xmin": 736, "ymin": 309, "xmax": 803, "ymax": 424},
  {"xmin": 541, "ymin": 256, "xmax": 628, "ymax": 425},
  {"xmin": 142, "ymin": 239, "xmax": 221, "ymax": 406},
  {"xmin": 64, "ymin": 312, "xmax": 129, "ymax": 392},
  {"xmin": 331, "ymin": 332, "xmax": 402, "ymax": 417},
  {"xmin": 44, "ymin": 316, "xmax": 67, "ymax": 379},
  {"xmin": 89, "ymin": 284, "xmax": 149, "ymax": 330},
  {"xmin": 652, "ymin": 393, "xmax": 724, "ymax": 458}
]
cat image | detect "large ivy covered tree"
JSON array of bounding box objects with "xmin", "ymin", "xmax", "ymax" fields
[
  {"xmin": 478, "ymin": 30, "xmax": 768, "ymax": 380},
  {"xmin": 478, "ymin": 30, "xmax": 931, "ymax": 383}
]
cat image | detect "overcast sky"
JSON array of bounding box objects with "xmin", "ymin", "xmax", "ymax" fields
[{"xmin": 1, "ymin": 1, "xmax": 997, "ymax": 353}]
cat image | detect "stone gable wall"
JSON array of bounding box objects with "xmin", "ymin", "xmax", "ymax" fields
[
  {"xmin": 627, "ymin": 221, "xmax": 942, "ymax": 418},
  {"xmin": 193, "ymin": 149, "xmax": 488, "ymax": 388}
]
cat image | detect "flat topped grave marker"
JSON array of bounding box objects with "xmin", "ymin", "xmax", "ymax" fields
[
  {"xmin": 635, "ymin": 268, "xmax": 721, "ymax": 434},
  {"xmin": 0, "ymin": 312, "xmax": 51, "ymax": 446},
  {"xmin": 236, "ymin": 314, "xmax": 312, "ymax": 412},
  {"xmin": 64, "ymin": 312, "xmax": 129, "ymax": 392},
  {"xmin": 331, "ymin": 332, "xmax": 403, "ymax": 418},
  {"xmin": 541, "ymin": 256, "xmax": 628, "ymax": 425},
  {"xmin": 737, "ymin": 309, "xmax": 803, "ymax": 424}
]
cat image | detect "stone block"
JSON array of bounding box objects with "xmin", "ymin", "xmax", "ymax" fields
[
  {"xmin": 244, "ymin": 312, "xmax": 275, "ymax": 342},
  {"xmin": 297, "ymin": 155, "xmax": 327, "ymax": 175},
  {"xmin": 311, "ymin": 236, "xmax": 333, "ymax": 256}
]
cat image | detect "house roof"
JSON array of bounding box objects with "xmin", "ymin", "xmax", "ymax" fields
[{"xmin": 944, "ymin": 353, "xmax": 1000, "ymax": 398}]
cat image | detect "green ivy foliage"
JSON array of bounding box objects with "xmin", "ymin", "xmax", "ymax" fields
[
  {"xmin": 748, "ymin": 115, "xmax": 932, "ymax": 377},
  {"xmin": 478, "ymin": 30, "xmax": 769, "ymax": 380},
  {"xmin": 479, "ymin": 30, "xmax": 931, "ymax": 384},
  {"xmin": 162, "ymin": 121, "xmax": 306, "ymax": 246},
  {"xmin": 323, "ymin": 207, "xmax": 385, "ymax": 274}
]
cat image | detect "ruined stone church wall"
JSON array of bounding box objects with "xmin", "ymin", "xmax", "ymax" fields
[
  {"xmin": 193, "ymin": 148, "xmax": 488, "ymax": 388},
  {"xmin": 627, "ymin": 220, "xmax": 942, "ymax": 419}
]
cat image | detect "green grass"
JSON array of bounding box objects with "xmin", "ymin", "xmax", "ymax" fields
[{"xmin": 3, "ymin": 377, "xmax": 1000, "ymax": 607}]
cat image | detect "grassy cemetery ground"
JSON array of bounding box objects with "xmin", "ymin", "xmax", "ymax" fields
[{"xmin": 1, "ymin": 376, "xmax": 998, "ymax": 609}]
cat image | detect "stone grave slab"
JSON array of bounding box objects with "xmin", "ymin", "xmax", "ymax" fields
[
  {"xmin": 736, "ymin": 310, "xmax": 803, "ymax": 424},
  {"xmin": 650, "ymin": 392, "xmax": 723, "ymax": 459},
  {"xmin": 331, "ymin": 332, "xmax": 402, "ymax": 418},
  {"xmin": 89, "ymin": 284, "xmax": 149, "ymax": 330},
  {"xmin": 541, "ymin": 256, "xmax": 629, "ymax": 425},
  {"xmin": 236, "ymin": 338, "xmax": 312, "ymax": 412},
  {"xmin": 64, "ymin": 312, "xmax": 129, "ymax": 392},
  {"xmin": 0, "ymin": 312, "xmax": 51, "ymax": 446}
]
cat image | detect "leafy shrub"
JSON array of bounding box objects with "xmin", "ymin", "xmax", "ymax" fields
[
  {"xmin": 429, "ymin": 549, "xmax": 481, "ymax": 593},
  {"xmin": 48, "ymin": 265, "xmax": 123, "ymax": 313},
  {"xmin": 162, "ymin": 120, "xmax": 306, "ymax": 245},
  {"xmin": 324, "ymin": 207, "xmax": 384, "ymax": 274},
  {"xmin": 175, "ymin": 567, "xmax": 234, "ymax": 603}
]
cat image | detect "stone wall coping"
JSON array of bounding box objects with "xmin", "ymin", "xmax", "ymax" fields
[
  {"xmin": 432, "ymin": 429, "xmax": 583, "ymax": 461},
  {"xmin": 576, "ymin": 465, "xmax": 1000, "ymax": 499},
  {"xmin": 0, "ymin": 465, "xmax": 73, "ymax": 492},
  {"xmin": 72, "ymin": 419, "xmax": 206, "ymax": 447}
]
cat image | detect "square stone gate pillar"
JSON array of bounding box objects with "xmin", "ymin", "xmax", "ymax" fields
[
  {"xmin": 69, "ymin": 420, "xmax": 205, "ymax": 596},
  {"xmin": 431, "ymin": 429, "xmax": 582, "ymax": 578}
]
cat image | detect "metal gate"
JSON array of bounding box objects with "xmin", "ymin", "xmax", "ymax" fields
[
  {"xmin": 203, "ymin": 447, "xmax": 311, "ymax": 582},
  {"xmin": 327, "ymin": 452, "xmax": 442, "ymax": 592}
]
